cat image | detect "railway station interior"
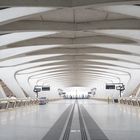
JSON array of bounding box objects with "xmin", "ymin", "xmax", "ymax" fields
[{"xmin": 0, "ymin": 0, "xmax": 140, "ymax": 140}]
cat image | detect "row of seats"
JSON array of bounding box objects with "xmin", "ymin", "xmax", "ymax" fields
[
  {"xmin": 119, "ymin": 98, "xmax": 140, "ymax": 106},
  {"xmin": 0, "ymin": 98, "xmax": 39, "ymax": 110}
]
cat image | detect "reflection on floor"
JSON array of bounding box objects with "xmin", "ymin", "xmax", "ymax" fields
[
  {"xmin": 0, "ymin": 99, "xmax": 140, "ymax": 140},
  {"xmin": 0, "ymin": 100, "xmax": 73, "ymax": 140}
]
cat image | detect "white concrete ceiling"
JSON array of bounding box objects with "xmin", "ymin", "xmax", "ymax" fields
[{"xmin": 0, "ymin": 0, "xmax": 140, "ymax": 98}]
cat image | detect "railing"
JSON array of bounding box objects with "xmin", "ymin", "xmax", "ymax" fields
[
  {"xmin": 119, "ymin": 97, "xmax": 140, "ymax": 106},
  {"xmin": 86, "ymin": 96, "xmax": 140, "ymax": 107},
  {"xmin": 0, "ymin": 98, "xmax": 39, "ymax": 110}
]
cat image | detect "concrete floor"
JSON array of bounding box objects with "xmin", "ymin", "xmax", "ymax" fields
[
  {"xmin": 0, "ymin": 100, "xmax": 74, "ymax": 140},
  {"xmin": 79, "ymin": 100, "xmax": 140, "ymax": 140},
  {"xmin": 0, "ymin": 100, "xmax": 140, "ymax": 140}
]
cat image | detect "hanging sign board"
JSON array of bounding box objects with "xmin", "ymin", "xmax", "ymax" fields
[
  {"xmin": 33, "ymin": 85, "xmax": 42, "ymax": 92},
  {"xmin": 106, "ymin": 84, "xmax": 115, "ymax": 89},
  {"xmin": 42, "ymin": 86, "xmax": 50, "ymax": 91}
]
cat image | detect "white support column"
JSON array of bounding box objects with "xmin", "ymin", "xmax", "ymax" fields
[
  {"xmin": 0, "ymin": 85, "xmax": 7, "ymax": 98},
  {"xmin": 16, "ymin": 74, "xmax": 36, "ymax": 98},
  {"xmin": 123, "ymin": 70, "xmax": 140, "ymax": 97},
  {"xmin": 0, "ymin": 68, "xmax": 26, "ymax": 98}
]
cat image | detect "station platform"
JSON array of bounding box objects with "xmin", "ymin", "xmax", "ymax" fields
[{"xmin": 0, "ymin": 100, "xmax": 140, "ymax": 140}]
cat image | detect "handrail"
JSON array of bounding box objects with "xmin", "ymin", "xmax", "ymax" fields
[
  {"xmin": 0, "ymin": 98, "xmax": 38, "ymax": 102},
  {"xmin": 0, "ymin": 98, "xmax": 39, "ymax": 110},
  {"xmin": 119, "ymin": 97, "xmax": 140, "ymax": 106}
]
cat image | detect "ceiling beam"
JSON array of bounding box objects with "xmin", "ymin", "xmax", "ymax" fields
[
  {"xmin": 26, "ymin": 47, "xmax": 129, "ymax": 56},
  {"xmin": 0, "ymin": 32, "xmax": 57, "ymax": 49},
  {"xmin": 0, "ymin": 19, "xmax": 140, "ymax": 33},
  {"xmin": 0, "ymin": 0, "xmax": 71, "ymax": 7},
  {"xmin": 0, "ymin": 7, "xmax": 56, "ymax": 26},
  {"xmin": 96, "ymin": 5, "xmax": 140, "ymax": 19},
  {"xmin": 27, "ymin": 69, "xmax": 122, "ymax": 82},
  {"xmin": 14, "ymin": 60, "xmax": 131, "ymax": 76},
  {"xmin": 17, "ymin": 63, "xmax": 129, "ymax": 76},
  {"xmin": 0, "ymin": 0, "xmax": 139, "ymax": 7},
  {"xmin": 8, "ymin": 36, "xmax": 133, "ymax": 49},
  {"xmin": 34, "ymin": 75, "xmax": 114, "ymax": 86},
  {"xmin": 72, "ymin": 0, "xmax": 140, "ymax": 7}
]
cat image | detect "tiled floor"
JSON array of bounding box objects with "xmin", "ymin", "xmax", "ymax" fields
[
  {"xmin": 1, "ymin": 99, "xmax": 140, "ymax": 140},
  {"xmin": 79, "ymin": 100, "xmax": 140, "ymax": 140},
  {"xmin": 0, "ymin": 100, "xmax": 73, "ymax": 140}
]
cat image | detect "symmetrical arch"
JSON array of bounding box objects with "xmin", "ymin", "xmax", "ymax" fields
[{"xmin": 0, "ymin": 1, "xmax": 140, "ymax": 98}]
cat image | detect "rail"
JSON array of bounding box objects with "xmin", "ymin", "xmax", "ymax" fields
[
  {"xmin": 0, "ymin": 98, "xmax": 39, "ymax": 110},
  {"xmin": 119, "ymin": 97, "xmax": 140, "ymax": 106}
]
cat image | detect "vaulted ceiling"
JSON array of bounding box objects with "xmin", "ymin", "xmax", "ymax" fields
[{"xmin": 0, "ymin": 0, "xmax": 140, "ymax": 98}]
